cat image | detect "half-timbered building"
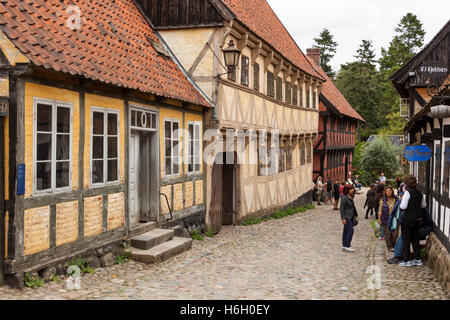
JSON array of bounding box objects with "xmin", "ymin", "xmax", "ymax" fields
[
  {"xmin": 391, "ymin": 19, "xmax": 449, "ymax": 293},
  {"xmin": 306, "ymin": 49, "xmax": 364, "ymax": 183},
  {"xmin": 135, "ymin": 0, "xmax": 326, "ymax": 232},
  {"xmin": 0, "ymin": 0, "xmax": 210, "ymax": 287}
]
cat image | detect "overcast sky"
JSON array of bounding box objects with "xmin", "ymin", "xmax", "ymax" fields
[{"xmin": 267, "ymin": 0, "xmax": 449, "ymax": 72}]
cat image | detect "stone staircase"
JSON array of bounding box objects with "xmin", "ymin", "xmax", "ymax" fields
[{"xmin": 129, "ymin": 228, "xmax": 193, "ymax": 264}]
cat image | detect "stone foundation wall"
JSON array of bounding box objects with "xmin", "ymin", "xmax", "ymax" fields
[{"xmin": 425, "ymin": 232, "xmax": 450, "ymax": 295}]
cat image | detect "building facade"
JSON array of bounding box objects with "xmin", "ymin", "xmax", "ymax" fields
[
  {"xmin": 135, "ymin": 0, "xmax": 326, "ymax": 232},
  {"xmin": 306, "ymin": 49, "xmax": 364, "ymax": 183},
  {"xmin": 391, "ymin": 20, "xmax": 449, "ymax": 293},
  {"xmin": 0, "ymin": 0, "xmax": 210, "ymax": 286}
]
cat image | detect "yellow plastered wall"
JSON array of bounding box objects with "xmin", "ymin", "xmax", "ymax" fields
[
  {"xmin": 160, "ymin": 108, "xmax": 183, "ymax": 179},
  {"xmin": 185, "ymin": 181, "xmax": 194, "ymax": 208},
  {"xmin": 56, "ymin": 201, "xmax": 79, "ymax": 247},
  {"xmin": 84, "ymin": 94, "xmax": 125, "ymax": 189},
  {"xmin": 195, "ymin": 180, "xmax": 204, "ymax": 205},
  {"xmin": 24, "ymin": 82, "xmax": 80, "ymax": 198},
  {"xmin": 107, "ymin": 192, "xmax": 125, "ymax": 231},
  {"xmin": 173, "ymin": 183, "xmax": 183, "ymax": 211},
  {"xmin": 184, "ymin": 112, "xmax": 203, "ymax": 175},
  {"xmin": 24, "ymin": 206, "xmax": 50, "ymax": 256},
  {"xmin": 84, "ymin": 196, "xmax": 103, "ymax": 238}
]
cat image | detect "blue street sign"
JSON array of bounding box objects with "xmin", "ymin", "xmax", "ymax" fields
[
  {"xmin": 17, "ymin": 164, "xmax": 25, "ymax": 195},
  {"xmin": 404, "ymin": 145, "xmax": 432, "ymax": 162}
]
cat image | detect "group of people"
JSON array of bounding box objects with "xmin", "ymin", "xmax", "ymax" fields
[
  {"xmin": 340, "ymin": 173, "xmax": 432, "ymax": 268},
  {"xmin": 313, "ymin": 175, "xmax": 362, "ymax": 209}
]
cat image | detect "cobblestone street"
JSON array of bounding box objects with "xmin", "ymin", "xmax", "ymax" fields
[{"xmin": 0, "ymin": 190, "xmax": 448, "ymax": 300}]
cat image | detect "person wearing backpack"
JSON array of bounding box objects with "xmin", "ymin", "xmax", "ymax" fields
[
  {"xmin": 378, "ymin": 187, "xmax": 400, "ymax": 251},
  {"xmin": 388, "ymin": 207, "xmax": 433, "ymax": 265},
  {"xmin": 398, "ymin": 175, "xmax": 427, "ymax": 267},
  {"xmin": 364, "ymin": 184, "xmax": 378, "ymax": 219}
]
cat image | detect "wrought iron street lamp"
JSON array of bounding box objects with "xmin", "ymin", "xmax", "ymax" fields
[{"xmin": 222, "ymin": 40, "xmax": 241, "ymax": 74}]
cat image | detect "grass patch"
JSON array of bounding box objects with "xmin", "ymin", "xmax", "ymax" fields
[
  {"xmin": 241, "ymin": 203, "xmax": 315, "ymax": 226},
  {"xmin": 24, "ymin": 273, "xmax": 45, "ymax": 289},
  {"xmin": 68, "ymin": 256, "xmax": 96, "ymax": 275},
  {"xmin": 115, "ymin": 251, "xmax": 132, "ymax": 265},
  {"xmin": 191, "ymin": 229, "xmax": 204, "ymax": 241},
  {"xmin": 205, "ymin": 229, "xmax": 215, "ymax": 238}
]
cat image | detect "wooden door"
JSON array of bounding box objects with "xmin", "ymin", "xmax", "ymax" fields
[
  {"xmin": 129, "ymin": 133, "xmax": 140, "ymax": 226},
  {"xmin": 222, "ymin": 161, "xmax": 234, "ymax": 225},
  {"xmin": 210, "ymin": 156, "xmax": 223, "ymax": 233}
]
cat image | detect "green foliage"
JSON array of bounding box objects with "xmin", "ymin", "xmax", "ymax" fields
[
  {"xmin": 352, "ymin": 140, "xmax": 367, "ymax": 175},
  {"xmin": 242, "ymin": 217, "xmax": 263, "ymax": 226},
  {"xmin": 114, "ymin": 251, "xmax": 131, "ymax": 265},
  {"xmin": 68, "ymin": 256, "xmax": 96, "ymax": 275},
  {"xmin": 24, "ymin": 273, "xmax": 45, "ymax": 289},
  {"xmin": 51, "ymin": 274, "xmax": 61, "ymax": 283},
  {"xmin": 360, "ymin": 135, "xmax": 402, "ymax": 184},
  {"xmin": 191, "ymin": 229, "xmax": 204, "ymax": 241},
  {"xmin": 378, "ymin": 111, "xmax": 408, "ymax": 136},
  {"xmin": 205, "ymin": 229, "xmax": 215, "ymax": 238},
  {"xmin": 306, "ymin": 204, "xmax": 315, "ymax": 210},
  {"xmin": 313, "ymin": 28, "xmax": 338, "ymax": 79}
]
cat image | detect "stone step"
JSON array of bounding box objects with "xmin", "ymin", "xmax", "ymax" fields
[
  {"xmin": 130, "ymin": 237, "xmax": 193, "ymax": 264},
  {"xmin": 130, "ymin": 228, "xmax": 175, "ymax": 250},
  {"xmin": 128, "ymin": 222, "xmax": 158, "ymax": 239}
]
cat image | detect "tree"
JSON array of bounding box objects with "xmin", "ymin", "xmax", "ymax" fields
[
  {"xmin": 313, "ymin": 29, "xmax": 338, "ymax": 79},
  {"xmin": 336, "ymin": 40, "xmax": 382, "ymax": 140},
  {"xmin": 360, "ymin": 136, "xmax": 402, "ymax": 185},
  {"xmin": 377, "ymin": 112, "xmax": 408, "ymax": 136},
  {"xmin": 354, "ymin": 40, "xmax": 376, "ymax": 66}
]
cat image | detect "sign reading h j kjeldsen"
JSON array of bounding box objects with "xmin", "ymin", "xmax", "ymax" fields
[{"xmin": 404, "ymin": 145, "xmax": 432, "ymax": 162}]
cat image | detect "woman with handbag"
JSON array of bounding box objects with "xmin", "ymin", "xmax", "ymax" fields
[
  {"xmin": 378, "ymin": 187, "xmax": 401, "ymax": 251},
  {"xmin": 340, "ymin": 185, "xmax": 358, "ymax": 253}
]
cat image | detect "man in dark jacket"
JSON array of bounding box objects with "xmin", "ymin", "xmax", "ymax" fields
[
  {"xmin": 398, "ymin": 175, "xmax": 426, "ymax": 267},
  {"xmin": 341, "ymin": 185, "xmax": 357, "ymax": 252},
  {"xmin": 364, "ymin": 184, "xmax": 378, "ymax": 219},
  {"xmin": 387, "ymin": 207, "xmax": 433, "ymax": 264}
]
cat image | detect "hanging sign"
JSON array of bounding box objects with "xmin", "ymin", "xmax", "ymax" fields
[
  {"xmin": 17, "ymin": 164, "xmax": 25, "ymax": 195},
  {"xmin": 418, "ymin": 61, "xmax": 448, "ymax": 80},
  {"xmin": 404, "ymin": 145, "xmax": 432, "ymax": 162},
  {"xmin": 0, "ymin": 98, "xmax": 8, "ymax": 117}
]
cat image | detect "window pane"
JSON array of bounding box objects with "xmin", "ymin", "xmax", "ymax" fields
[
  {"xmin": 173, "ymin": 121, "xmax": 178, "ymax": 132},
  {"xmin": 108, "ymin": 113, "xmax": 118, "ymax": 135},
  {"xmin": 195, "ymin": 125, "xmax": 200, "ymax": 140},
  {"xmin": 92, "ymin": 160, "xmax": 104, "ymax": 184},
  {"xmin": 93, "ymin": 136, "xmax": 104, "ymax": 159},
  {"xmin": 189, "ymin": 124, "xmax": 194, "ymax": 141},
  {"xmin": 131, "ymin": 110, "xmax": 136, "ymax": 127},
  {"xmin": 37, "ymin": 133, "xmax": 52, "ymax": 161},
  {"xmin": 188, "ymin": 162, "xmax": 193, "ymax": 173},
  {"xmin": 107, "ymin": 160, "xmax": 118, "ymax": 182},
  {"xmin": 56, "ymin": 135, "xmax": 70, "ymax": 161},
  {"xmin": 173, "ymin": 140, "xmax": 179, "ymax": 156},
  {"xmin": 195, "ymin": 163, "xmax": 200, "ymax": 172},
  {"xmin": 56, "ymin": 162, "xmax": 70, "ymax": 188},
  {"xmin": 37, "ymin": 103, "xmax": 52, "ymax": 132},
  {"xmin": 151, "ymin": 113, "xmax": 156, "ymax": 129},
  {"xmin": 57, "ymin": 107, "xmax": 70, "ymax": 133},
  {"xmin": 93, "ymin": 112, "xmax": 104, "ymax": 135},
  {"xmin": 165, "ymin": 121, "xmax": 171, "ymax": 138},
  {"xmin": 173, "ymin": 157, "xmax": 179, "ymax": 175},
  {"xmin": 165, "ymin": 158, "xmax": 172, "ymax": 175},
  {"xmin": 36, "ymin": 162, "xmax": 52, "ymax": 191},
  {"xmin": 165, "ymin": 139, "xmax": 171, "ymax": 157},
  {"xmin": 108, "ymin": 137, "xmax": 118, "ymax": 158}
]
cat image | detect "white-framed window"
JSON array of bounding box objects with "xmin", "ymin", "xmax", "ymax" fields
[
  {"xmin": 33, "ymin": 98, "xmax": 73, "ymax": 195},
  {"xmin": 187, "ymin": 121, "xmax": 201, "ymax": 174},
  {"xmin": 164, "ymin": 118, "xmax": 180, "ymax": 176},
  {"xmin": 90, "ymin": 107, "xmax": 120, "ymax": 187}
]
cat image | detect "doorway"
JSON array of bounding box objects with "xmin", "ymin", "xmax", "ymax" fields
[
  {"xmin": 210, "ymin": 152, "xmax": 238, "ymax": 232},
  {"xmin": 128, "ymin": 107, "xmax": 160, "ymax": 229},
  {"xmin": 344, "ymin": 154, "xmax": 349, "ymax": 181}
]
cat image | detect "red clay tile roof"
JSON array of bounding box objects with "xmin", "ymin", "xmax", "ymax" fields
[
  {"xmin": 0, "ymin": 0, "xmax": 209, "ymax": 107},
  {"xmin": 307, "ymin": 57, "xmax": 365, "ymax": 122},
  {"xmin": 221, "ymin": 0, "xmax": 324, "ymax": 81}
]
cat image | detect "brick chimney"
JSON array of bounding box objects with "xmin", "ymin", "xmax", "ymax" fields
[{"xmin": 307, "ymin": 48, "xmax": 321, "ymax": 66}]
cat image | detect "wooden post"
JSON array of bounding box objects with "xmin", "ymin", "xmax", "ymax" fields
[{"xmin": 0, "ymin": 116, "xmax": 5, "ymax": 284}]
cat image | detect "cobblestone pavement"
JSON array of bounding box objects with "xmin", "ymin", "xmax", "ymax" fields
[{"xmin": 0, "ymin": 189, "xmax": 448, "ymax": 300}]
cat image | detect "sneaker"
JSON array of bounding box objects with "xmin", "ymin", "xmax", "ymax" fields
[
  {"xmin": 412, "ymin": 259, "xmax": 423, "ymax": 266},
  {"xmin": 399, "ymin": 261, "xmax": 413, "ymax": 267},
  {"xmin": 342, "ymin": 247, "xmax": 346, "ymax": 251},
  {"xmin": 387, "ymin": 257, "xmax": 403, "ymax": 264},
  {"xmin": 345, "ymin": 247, "xmax": 355, "ymax": 252}
]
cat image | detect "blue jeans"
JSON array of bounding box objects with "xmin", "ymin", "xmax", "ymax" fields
[
  {"xmin": 342, "ymin": 218, "xmax": 354, "ymax": 248},
  {"xmin": 393, "ymin": 225, "xmax": 433, "ymax": 258}
]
